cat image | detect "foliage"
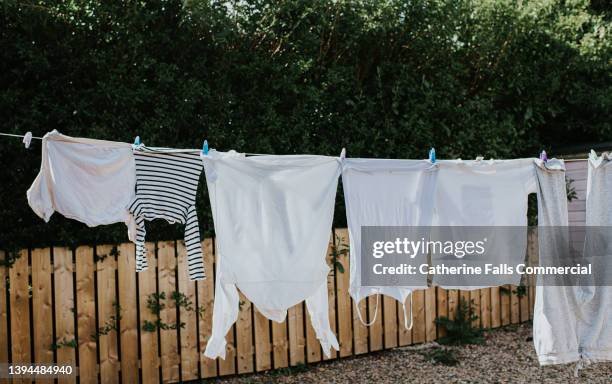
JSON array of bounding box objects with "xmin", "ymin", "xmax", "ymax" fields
[
  {"xmin": 0, "ymin": 0, "xmax": 609, "ymax": 249},
  {"xmin": 330, "ymin": 234, "xmax": 349, "ymax": 273},
  {"xmin": 51, "ymin": 337, "xmax": 77, "ymax": 351},
  {"xmin": 142, "ymin": 290, "xmax": 196, "ymax": 332},
  {"xmin": 514, "ymin": 285, "xmax": 528, "ymax": 298},
  {"xmin": 420, "ymin": 346, "xmax": 459, "ymax": 366},
  {"xmin": 91, "ymin": 301, "xmax": 121, "ymax": 341},
  {"xmin": 434, "ymin": 297, "xmax": 485, "ymax": 345}
]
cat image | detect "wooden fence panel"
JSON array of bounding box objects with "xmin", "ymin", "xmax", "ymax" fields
[
  {"xmin": 138, "ymin": 242, "xmax": 160, "ymax": 384},
  {"xmin": 198, "ymin": 239, "xmax": 217, "ymax": 378},
  {"xmin": 436, "ymin": 288, "xmax": 448, "ymax": 338},
  {"xmin": 383, "ymin": 295, "xmax": 398, "ymax": 349},
  {"xmin": 397, "ymin": 299, "xmax": 412, "ymax": 347},
  {"xmin": 369, "ymin": 295, "xmax": 384, "ymax": 352},
  {"xmin": 117, "ymin": 243, "xmax": 139, "ymax": 384},
  {"xmin": 352, "ymin": 298, "xmax": 368, "ymax": 355},
  {"xmin": 218, "ymin": 326, "xmax": 236, "ymax": 375},
  {"xmin": 236, "ymin": 293, "xmax": 254, "ymax": 373},
  {"xmin": 510, "ymin": 285, "xmax": 520, "ymax": 324},
  {"xmin": 447, "ymin": 289, "xmax": 458, "ymax": 321},
  {"xmin": 0, "ymin": 251, "xmax": 8, "ymax": 365},
  {"xmin": 177, "ymin": 241, "xmax": 199, "ymax": 381},
  {"xmin": 334, "ymin": 228, "xmax": 352, "ymax": 357},
  {"xmin": 76, "ymin": 246, "xmax": 98, "ymax": 384},
  {"xmin": 158, "ymin": 241, "xmax": 180, "ymax": 383},
  {"xmin": 1, "ymin": 231, "xmax": 538, "ymax": 382},
  {"xmin": 490, "ymin": 286, "xmax": 501, "ymax": 328},
  {"xmin": 411, "ymin": 290, "xmax": 425, "ymax": 344},
  {"xmin": 9, "ymin": 249, "xmax": 30, "ymax": 372},
  {"xmin": 54, "ymin": 247, "xmax": 76, "ymax": 384},
  {"xmin": 501, "ymin": 285, "xmax": 510, "ymax": 326},
  {"xmin": 288, "ymin": 303, "xmax": 305, "ymax": 366},
  {"xmin": 31, "ymin": 248, "xmax": 53, "ymax": 370},
  {"xmin": 470, "ymin": 289, "xmax": 481, "ymax": 328},
  {"xmin": 520, "ymin": 287, "xmax": 530, "ymax": 323},
  {"xmin": 254, "ymin": 309, "xmax": 272, "ymax": 371},
  {"xmin": 425, "ymin": 287, "xmax": 437, "ymax": 342},
  {"xmin": 96, "ymin": 245, "xmax": 119, "ymax": 384},
  {"xmin": 480, "ymin": 288, "xmax": 491, "ymax": 329},
  {"xmin": 271, "ymin": 320, "xmax": 288, "ymax": 369}
]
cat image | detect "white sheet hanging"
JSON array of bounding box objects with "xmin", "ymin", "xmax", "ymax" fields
[
  {"xmin": 342, "ymin": 158, "xmax": 437, "ymax": 328},
  {"xmin": 27, "ymin": 130, "xmax": 135, "ymax": 228},
  {"xmin": 431, "ymin": 158, "xmax": 536, "ymax": 289},
  {"xmin": 202, "ymin": 150, "xmax": 341, "ymax": 359}
]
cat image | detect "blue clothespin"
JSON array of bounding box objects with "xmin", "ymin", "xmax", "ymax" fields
[
  {"xmin": 134, "ymin": 136, "xmax": 141, "ymax": 146},
  {"xmin": 539, "ymin": 150, "xmax": 548, "ymax": 163},
  {"xmin": 202, "ymin": 140, "xmax": 209, "ymax": 155},
  {"xmin": 429, "ymin": 148, "xmax": 436, "ymax": 164}
]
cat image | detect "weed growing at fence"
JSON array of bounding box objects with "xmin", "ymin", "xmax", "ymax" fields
[
  {"xmin": 94, "ymin": 245, "xmax": 120, "ymax": 263},
  {"xmin": 434, "ymin": 298, "xmax": 484, "ymax": 345},
  {"xmin": 91, "ymin": 301, "xmax": 122, "ymax": 341},
  {"xmin": 514, "ymin": 285, "xmax": 528, "ymax": 298},
  {"xmin": 420, "ymin": 346, "xmax": 459, "ymax": 366},
  {"xmin": 330, "ymin": 234, "xmax": 349, "ymax": 273},
  {"xmin": 50, "ymin": 337, "xmax": 77, "ymax": 351},
  {"xmin": 142, "ymin": 291, "xmax": 201, "ymax": 332}
]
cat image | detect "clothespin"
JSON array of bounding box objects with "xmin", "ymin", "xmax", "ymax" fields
[
  {"xmin": 22, "ymin": 132, "xmax": 32, "ymax": 149},
  {"xmin": 340, "ymin": 148, "xmax": 346, "ymax": 160},
  {"xmin": 202, "ymin": 140, "xmax": 209, "ymax": 155},
  {"xmin": 134, "ymin": 136, "xmax": 141, "ymax": 146},
  {"xmin": 539, "ymin": 150, "xmax": 548, "ymax": 163},
  {"xmin": 429, "ymin": 148, "xmax": 436, "ymax": 164}
]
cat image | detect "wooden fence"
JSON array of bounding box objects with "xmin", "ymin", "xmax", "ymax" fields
[{"xmin": 0, "ymin": 228, "xmax": 536, "ymax": 383}]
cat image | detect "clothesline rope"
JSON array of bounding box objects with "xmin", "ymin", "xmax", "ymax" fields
[
  {"xmin": 0, "ymin": 131, "xmax": 595, "ymax": 160},
  {"xmin": 0, "ymin": 132, "xmax": 43, "ymax": 140}
]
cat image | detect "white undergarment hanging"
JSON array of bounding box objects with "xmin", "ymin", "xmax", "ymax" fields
[
  {"xmin": 342, "ymin": 158, "xmax": 437, "ymax": 328},
  {"xmin": 27, "ymin": 130, "xmax": 135, "ymax": 228},
  {"xmin": 202, "ymin": 150, "xmax": 341, "ymax": 359}
]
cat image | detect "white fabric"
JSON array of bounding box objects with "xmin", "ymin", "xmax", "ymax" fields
[
  {"xmin": 431, "ymin": 158, "xmax": 536, "ymax": 289},
  {"xmin": 532, "ymin": 158, "xmax": 576, "ymax": 365},
  {"xmin": 27, "ymin": 130, "xmax": 135, "ymax": 227},
  {"xmin": 342, "ymin": 159, "xmax": 437, "ymax": 328},
  {"xmin": 202, "ymin": 151, "xmax": 341, "ymax": 359},
  {"xmin": 533, "ymin": 154, "xmax": 612, "ymax": 366}
]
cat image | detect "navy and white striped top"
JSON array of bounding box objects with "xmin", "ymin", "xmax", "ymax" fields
[{"xmin": 128, "ymin": 146, "xmax": 206, "ymax": 280}]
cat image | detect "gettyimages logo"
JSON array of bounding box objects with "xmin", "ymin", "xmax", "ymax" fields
[{"xmin": 372, "ymin": 237, "xmax": 488, "ymax": 259}]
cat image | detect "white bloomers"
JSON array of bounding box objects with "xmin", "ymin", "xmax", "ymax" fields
[{"xmin": 27, "ymin": 130, "xmax": 135, "ymax": 228}]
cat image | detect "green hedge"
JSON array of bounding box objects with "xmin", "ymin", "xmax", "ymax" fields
[{"xmin": 1, "ymin": 0, "xmax": 610, "ymax": 251}]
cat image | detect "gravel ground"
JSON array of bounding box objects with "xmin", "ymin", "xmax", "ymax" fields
[{"xmin": 210, "ymin": 323, "xmax": 612, "ymax": 384}]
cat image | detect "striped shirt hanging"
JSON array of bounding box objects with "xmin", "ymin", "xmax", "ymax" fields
[{"xmin": 128, "ymin": 146, "xmax": 206, "ymax": 280}]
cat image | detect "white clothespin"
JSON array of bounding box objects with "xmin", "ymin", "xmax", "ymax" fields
[
  {"xmin": 340, "ymin": 148, "xmax": 346, "ymax": 160},
  {"xmin": 22, "ymin": 132, "xmax": 33, "ymax": 149}
]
